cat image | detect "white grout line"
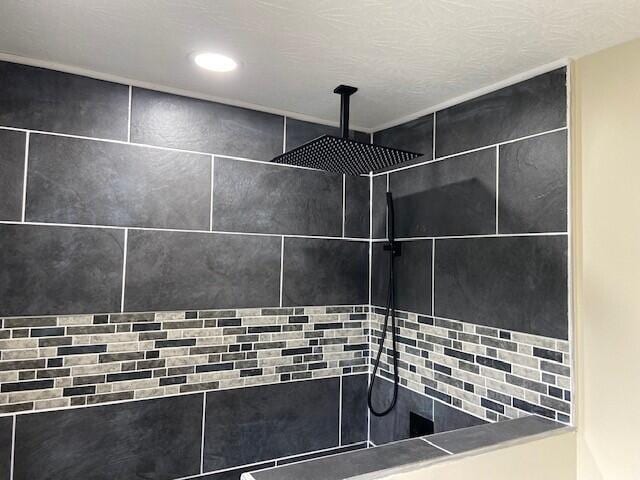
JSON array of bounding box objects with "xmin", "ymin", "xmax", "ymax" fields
[
  {"xmin": 279, "ymin": 236, "xmax": 285, "ymax": 307},
  {"xmin": 371, "ymin": 127, "xmax": 568, "ymax": 177},
  {"xmin": 422, "ymin": 438, "xmax": 454, "ymax": 455},
  {"xmin": 368, "ymin": 173, "xmax": 373, "ymax": 306},
  {"xmin": 431, "ymin": 240, "xmax": 436, "ymax": 316},
  {"xmin": 0, "ymin": 126, "xmax": 325, "ymax": 173},
  {"xmin": 10, "ymin": 415, "xmax": 15, "ymax": 480},
  {"xmin": 209, "ymin": 156, "xmax": 215, "ymax": 231},
  {"xmin": 127, "ymin": 85, "xmax": 132, "ymax": 142},
  {"xmin": 338, "ymin": 375, "xmax": 343, "ymax": 446},
  {"xmin": 432, "ymin": 111, "xmax": 437, "ymax": 159},
  {"xmin": 342, "ymin": 174, "xmax": 346, "ymax": 237},
  {"xmin": 371, "ymin": 231, "xmax": 568, "ymax": 242},
  {"xmin": 495, "ymin": 146, "xmax": 500, "ymax": 234},
  {"xmin": 282, "ymin": 116, "xmax": 287, "ymax": 154},
  {"xmin": 200, "ymin": 394, "xmax": 206, "ymax": 473},
  {"xmin": 20, "ymin": 132, "xmax": 30, "ymax": 222},
  {"xmin": 120, "ymin": 229, "xmax": 128, "ymax": 313}
]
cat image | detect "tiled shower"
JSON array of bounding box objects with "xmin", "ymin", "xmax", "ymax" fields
[{"xmin": 0, "ymin": 60, "xmax": 571, "ymax": 479}]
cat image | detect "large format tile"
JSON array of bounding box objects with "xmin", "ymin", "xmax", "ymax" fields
[
  {"xmin": 344, "ymin": 175, "xmax": 370, "ymax": 238},
  {"xmin": 131, "ymin": 88, "xmax": 283, "ymax": 160},
  {"xmin": 426, "ymin": 415, "xmax": 562, "ymax": 454},
  {"xmin": 282, "ymin": 238, "xmax": 368, "ymax": 306},
  {"xmin": 369, "ymin": 378, "xmax": 433, "ymax": 445},
  {"xmin": 285, "ymin": 118, "xmax": 369, "ymax": 150},
  {"xmin": 26, "ymin": 134, "xmax": 211, "ymax": 230},
  {"xmin": 248, "ymin": 439, "xmax": 446, "ymax": 480},
  {"xmin": 0, "ymin": 61, "xmax": 129, "ymax": 140},
  {"xmin": 203, "ymin": 378, "xmax": 340, "ymax": 471},
  {"xmin": 0, "ymin": 416, "xmax": 12, "ymax": 480},
  {"xmin": 435, "ymin": 68, "xmax": 566, "ymax": 157},
  {"xmin": 372, "ymin": 174, "xmax": 388, "ymax": 239},
  {"xmin": 390, "ymin": 148, "xmax": 496, "ymax": 237},
  {"xmin": 433, "ymin": 400, "xmax": 486, "ymax": 433},
  {"xmin": 434, "ymin": 236, "xmax": 568, "ymax": 339},
  {"xmin": 499, "ymin": 130, "xmax": 568, "ymax": 233},
  {"xmin": 371, "ymin": 240, "xmax": 432, "ymax": 315},
  {"xmin": 373, "ymin": 114, "xmax": 433, "ymax": 158},
  {"xmin": 341, "ymin": 374, "xmax": 368, "ymax": 444},
  {"xmin": 0, "ymin": 129, "xmax": 25, "ymax": 221},
  {"xmin": 0, "ymin": 224, "xmax": 124, "ymax": 317},
  {"xmin": 212, "ymin": 157, "xmax": 342, "ymax": 236},
  {"xmin": 124, "ymin": 230, "xmax": 281, "ymax": 312},
  {"xmin": 14, "ymin": 394, "xmax": 203, "ymax": 480}
]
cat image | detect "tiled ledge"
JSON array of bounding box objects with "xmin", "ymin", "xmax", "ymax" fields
[{"xmin": 243, "ymin": 416, "xmax": 568, "ymax": 480}]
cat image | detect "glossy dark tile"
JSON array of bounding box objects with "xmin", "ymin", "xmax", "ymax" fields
[
  {"xmin": 26, "ymin": 134, "xmax": 211, "ymax": 230},
  {"xmin": 131, "ymin": 88, "xmax": 283, "ymax": 160},
  {"xmin": 344, "ymin": 175, "xmax": 370, "ymax": 238},
  {"xmin": 212, "ymin": 157, "xmax": 341, "ymax": 236},
  {"xmin": 0, "ymin": 224, "xmax": 124, "ymax": 317},
  {"xmin": 285, "ymin": 118, "xmax": 369, "ymax": 150},
  {"xmin": 250, "ymin": 438, "xmax": 446, "ymax": 480},
  {"xmin": 372, "ymin": 174, "xmax": 387, "ymax": 239},
  {"xmin": 14, "ymin": 394, "xmax": 203, "ymax": 480},
  {"xmin": 282, "ymin": 238, "xmax": 368, "ymax": 306},
  {"xmin": 371, "ymin": 240, "xmax": 432, "ymax": 315},
  {"xmin": 499, "ymin": 130, "xmax": 568, "ymax": 233},
  {"xmin": 435, "ymin": 68, "xmax": 566, "ymax": 157},
  {"xmin": 390, "ymin": 148, "xmax": 496, "ymax": 237},
  {"xmin": 203, "ymin": 378, "xmax": 340, "ymax": 471},
  {"xmin": 341, "ymin": 374, "xmax": 368, "ymax": 444},
  {"xmin": 373, "ymin": 114, "xmax": 433, "ymax": 158},
  {"xmin": 124, "ymin": 230, "xmax": 281, "ymax": 312},
  {"xmin": 0, "ymin": 61, "xmax": 129, "ymax": 140},
  {"xmin": 0, "ymin": 415, "xmax": 12, "ymax": 480},
  {"xmin": 427, "ymin": 416, "xmax": 562, "ymax": 454},
  {"xmin": 434, "ymin": 236, "xmax": 568, "ymax": 339},
  {"xmin": 0, "ymin": 129, "xmax": 25, "ymax": 221},
  {"xmin": 369, "ymin": 378, "xmax": 433, "ymax": 445},
  {"xmin": 433, "ymin": 400, "xmax": 486, "ymax": 433}
]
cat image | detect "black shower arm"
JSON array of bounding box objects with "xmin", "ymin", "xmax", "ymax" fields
[{"xmin": 333, "ymin": 85, "xmax": 358, "ymax": 139}]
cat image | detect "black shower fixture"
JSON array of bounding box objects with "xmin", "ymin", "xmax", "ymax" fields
[{"xmin": 272, "ymin": 85, "xmax": 422, "ymax": 175}]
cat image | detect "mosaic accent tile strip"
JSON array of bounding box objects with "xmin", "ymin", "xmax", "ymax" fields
[
  {"xmin": 0, "ymin": 305, "xmax": 369, "ymax": 413},
  {"xmin": 369, "ymin": 308, "xmax": 572, "ymax": 424}
]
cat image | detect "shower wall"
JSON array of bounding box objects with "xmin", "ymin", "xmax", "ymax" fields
[
  {"xmin": 369, "ymin": 67, "xmax": 572, "ymax": 435},
  {"xmin": 0, "ymin": 60, "xmax": 370, "ymax": 479}
]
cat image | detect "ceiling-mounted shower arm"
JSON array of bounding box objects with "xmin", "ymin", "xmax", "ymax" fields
[{"xmin": 334, "ymin": 85, "xmax": 358, "ymax": 139}]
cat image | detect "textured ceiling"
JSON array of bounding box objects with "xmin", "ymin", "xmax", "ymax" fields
[{"xmin": 1, "ymin": 1, "xmax": 640, "ymax": 130}]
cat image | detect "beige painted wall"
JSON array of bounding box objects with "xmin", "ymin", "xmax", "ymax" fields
[
  {"xmin": 374, "ymin": 432, "xmax": 576, "ymax": 480},
  {"xmin": 573, "ymin": 37, "xmax": 640, "ymax": 479}
]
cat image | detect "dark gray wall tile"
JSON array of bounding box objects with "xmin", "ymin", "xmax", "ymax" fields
[
  {"xmin": 435, "ymin": 68, "xmax": 566, "ymax": 157},
  {"xmin": 250, "ymin": 439, "xmax": 445, "ymax": 480},
  {"xmin": 282, "ymin": 238, "xmax": 368, "ymax": 307},
  {"xmin": 341, "ymin": 374, "xmax": 368, "ymax": 444},
  {"xmin": 124, "ymin": 230, "xmax": 281, "ymax": 312},
  {"xmin": 372, "ymin": 174, "xmax": 387, "ymax": 239},
  {"xmin": 344, "ymin": 175, "xmax": 370, "ymax": 238},
  {"xmin": 434, "ymin": 236, "xmax": 568, "ymax": 339},
  {"xmin": 0, "ymin": 224, "xmax": 124, "ymax": 317},
  {"xmin": 0, "ymin": 129, "xmax": 25, "ymax": 221},
  {"xmin": 131, "ymin": 88, "xmax": 283, "ymax": 160},
  {"xmin": 372, "ymin": 240, "xmax": 432, "ymax": 315},
  {"xmin": 390, "ymin": 148, "xmax": 496, "ymax": 237},
  {"xmin": 373, "ymin": 114, "xmax": 433, "ymax": 158},
  {"xmin": 369, "ymin": 378, "xmax": 433, "ymax": 445},
  {"xmin": 0, "ymin": 416, "xmax": 12, "ymax": 480},
  {"xmin": 26, "ymin": 134, "xmax": 211, "ymax": 230},
  {"xmin": 198, "ymin": 461, "xmax": 275, "ymax": 480},
  {"xmin": 285, "ymin": 118, "xmax": 369, "ymax": 150},
  {"xmin": 499, "ymin": 130, "xmax": 568, "ymax": 233},
  {"xmin": 203, "ymin": 378, "xmax": 340, "ymax": 471},
  {"xmin": 14, "ymin": 394, "xmax": 203, "ymax": 480},
  {"xmin": 0, "ymin": 61, "xmax": 129, "ymax": 140},
  {"xmin": 433, "ymin": 400, "xmax": 486, "ymax": 433},
  {"xmin": 213, "ymin": 157, "xmax": 342, "ymax": 236}
]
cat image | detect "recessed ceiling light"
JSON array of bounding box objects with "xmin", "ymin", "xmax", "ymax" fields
[{"xmin": 194, "ymin": 52, "xmax": 237, "ymax": 72}]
